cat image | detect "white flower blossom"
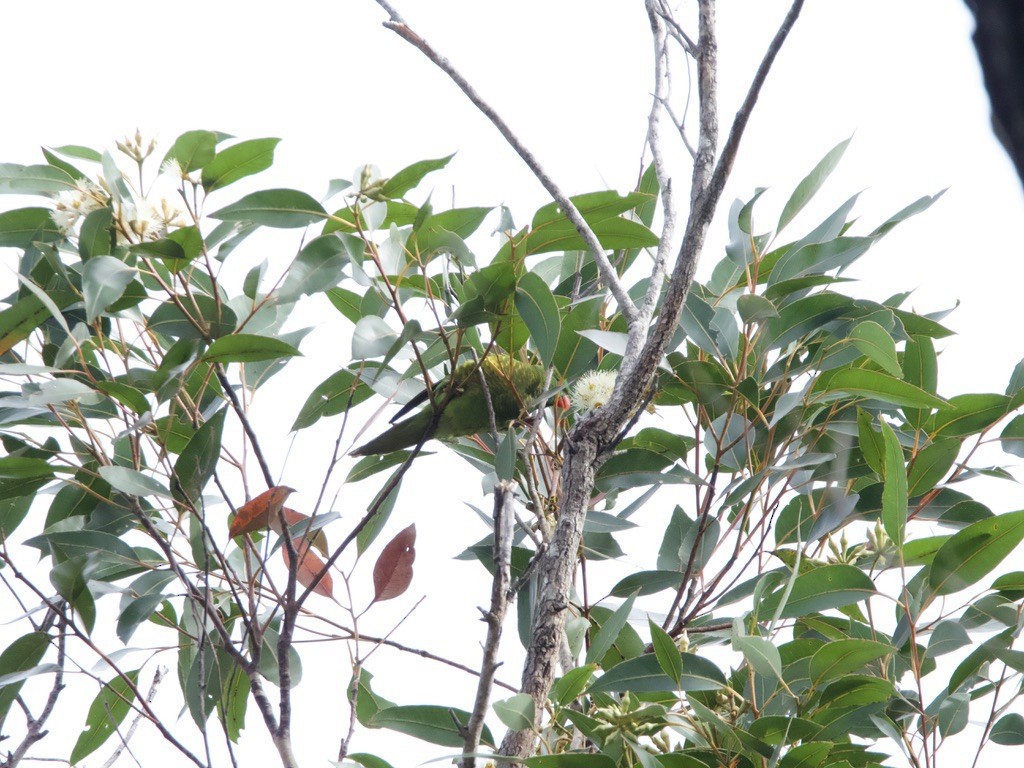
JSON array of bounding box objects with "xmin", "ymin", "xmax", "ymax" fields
[
  {"xmin": 111, "ymin": 195, "xmax": 187, "ymax": 244},
  {"xmin": 51, "ymin": 179, "xmax": 108, "ymax": 234},
  {"xmin": 160, "ymin": 157, "xmax": 185, "ymax": 179},
  {"xmin": 50, "ymin": 208, "xmax": 78, "ymax": 235},
  {"xmin": 571, "ymin": 369, "xmax": 618, "ymax": 412}
]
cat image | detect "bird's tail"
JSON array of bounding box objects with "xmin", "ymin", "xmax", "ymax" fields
[{"xmin": 350, "ymin": 410, "xmax": 433, "ymax": 457}]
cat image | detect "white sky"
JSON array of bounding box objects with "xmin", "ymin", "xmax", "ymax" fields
[{"xmin": 2, "ymin": 1, "xmax": 1022, "ymax": 766}]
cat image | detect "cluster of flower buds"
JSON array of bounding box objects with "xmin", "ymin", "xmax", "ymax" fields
[
  {"xmin": 714, "ymin": 688, "xmax": 746, "ymax": 722},
  {"xmin": 826, "ymin": 530, "xmax": 868, "ymax": 565},
  {"xmin": 356, "ymin": 163, "xmax": 389, "ymax": 202},
  {"xmin": 116, "ymin": 129, "xmax": 158, "ymax": 164},
  {"xmin": 591, "ymin": 691, "xmax": 668, "ymax": 742}
]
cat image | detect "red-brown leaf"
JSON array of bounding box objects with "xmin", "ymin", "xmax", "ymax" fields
[
  {"xmin": 283, "ymin": 541, "xmax": 334, "ymax": 598},
  {"xmin": 278, "ymin": 507, "xmax": 329, "ymax": 555},
  {"xmin": 228, "ymin": 485, "xmax": 295, "ymax": 537},
  {"xmin": 372, "ymin": 524, "xmax": 416, "ymax": 603}
]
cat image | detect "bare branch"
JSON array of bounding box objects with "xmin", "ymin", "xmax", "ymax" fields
[
  {"xmin": 704, "ymin": 0, "xmax": 807, "ymax": 217},
  {"xmin": 461, "ymin": 482, "xmax": 516, "ymax": 767},
  {"xmin": 638, "ymin": 0, "xmax": 678, "ymax": 329},
  {"xmin": 373, "ymin": 0, "xmax": 639, "ymax": 324}
]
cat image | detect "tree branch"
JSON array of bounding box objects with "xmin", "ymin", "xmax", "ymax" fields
[
  {"xmin": 2, "ymin": 614, "xmax": 65, "ymax": 768},
  {"xmin": 461, "ymin": 482, "xmax": 516, "ymax": 767},
  {"xmin": 499, "ymin": 1, "xmax": 806, "ymax": 761},
  {"xmin": 373, "ymin": 0, "xmax": 639, "ymax": 324}
]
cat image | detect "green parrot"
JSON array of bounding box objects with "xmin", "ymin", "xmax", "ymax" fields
[{"xmin": 351, "ymin": 354, "xmax": 547, "ymax": 456}]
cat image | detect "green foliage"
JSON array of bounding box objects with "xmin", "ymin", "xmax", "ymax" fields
[{"xmin": 0, "ymin": 131, "xmax": 1021, "ymax": 768}]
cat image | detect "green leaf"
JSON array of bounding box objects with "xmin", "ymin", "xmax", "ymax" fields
[
  {"xmin": 857, "ymin": 408, "xmax": 884, "ymax": 477},
  {"xmin": 525, "ymin": 756, "xmax": 616, "ymax": 768},
  {"xmin": 759, "ymin": 564, "xmax": 875, "ymax": 619},
  {"xmin": 588, "ymin": 652, "xmax": 725, "ymax": 693},
  {"xmin": 929, "ymin": 509, "xmax": 1024, "ymax": 596},
  {"xmin": 116, "ymin": 570, "xmax": 176, "ymax": 643},
  {"xmin": 370, "ymin": 704, "xmax": 492, "ymax": 748},
  {"xmin": 808, "ymin": 638, "xmax": 893, "ymax": 685},
  {"xmin": 493, "ymin": 693, "xmax": 535, "ymax": 731},
  {"xmin": 733, "ymin": 630, "xmax": 783, "ymax": 681},
  {"xmin": 50, "ymin": 144, "xmax": 102, "ymax": 163},
  {"xmin": 278, "ymin": 234, "xmax": 350, "ymax": 303},
  {"xmin": 991, "ymin": 713, "xmax": 1024, "ymax": 745},
  {"xmin": 129, "ymin": 238, "xmax": 186, "ymax": 262},
  {"xmin": 657, "ymin": 505, "xmax": 717, "ymax": 572},
  {"xmin": 203, "ymin": 334, "xmax": 301, "ymax": 364},
  {"xmin": 930, "ymin": 393, "xmax": 1010, "ymax": 438},
  {"xmin": 903, "ymin": 335, "xmax": 937, "ymax": 427},
  {"xmin": 380, "ymin": 154, "xmax": 455, "ymax": 198},
  {"xmin": 82, "ymin": 256, "xmax": 136, "ymax": 322},
  {"xmin": 326, "ymin": 287, "xmax": 364, "ymax": 324},
  {"xmin": 78, "ymin": 207, "xmax": 114, "ymax": 259},
  {"xmin": 0, "ymin": 295, "xmax": 57, "ymax": 356},
  {"xmin": 778, "ymin": 137, "xmax": 851, "ymax": 232},
  {"xmin": 0, "ymin": 163, "xmax": 77, "ymax": 195},
  {"xmin": 173, "ymin": 409, "xmax": 225, "ymax": 506},
  {"xmin": 292, "ymin": 368, "xmax": 372, "ymax": 431},
  {"xmin": 495, "ymin": 427, "xmax": 517, "ymax": 482},
  {"xmin": 201, "ymin": 137, "xmax": 280, "ymax": 192},
  {"xmin": 650, "ymin": 620, "xmax": 683, "ymax": 685},
  {"xmin": 925, "ymin": 620, "xmax": 970, "ymax": 658},
  {"xmin": 507, "ymin": 191, "xmax": 658, "ymax": 257},
  {"xmin": 0, "ymin": 207, "xmax": 62, "ymax": 247},
  {"xmin": 0, "ymin": 632, "xmax": 49, "ymax": 724},
  {"xmin": 907, "ymin": 438, "xmax": 959, "ymax": 496},
  {"xmin": 778, "ymin": 741, "xmax": 833, "ymax": 768},
  {"xmin": 347, "ymin": 754, "xmax": 397, "ymax": 768},
  {"xmin": 765, "ymin": 291, "xmax": 855, "ymax": 349},
  {"xmin": 163, "ymin": 130, "xmax": 217, "ymax": 173},
  {"xmin": 70, "ymin": 670, "xmax": 140, "ymax": 763},
  {"xmin": 210, "ymin": 188, "xmax": 326, "ymax": 228},
  {"xmin": 352, "ymin": 316, "xmax": 398, "ymax": 359},
  {"xmin": 99, "ymin": 466, "xmax": 172, "ymax": 499},
  {"xmin": 550, "ymin": 665, "xmax": 596, "ymax": 707},
  {"xmin": 737, "ymin": 294, "xmax": 779, "ymax": 324},
  {"xmin": 813, "ymin": 367, "xmax": 945, "ymax": 410},
  {"xmin": 609, "ymin": 570, "xmax": 683, "ymax": 598},
  {"xmin": 879, "ymin": 420, "xmax": 907, "ymax": 547},
  {"xmin": 23, "ymin": 378, "xmax": 99, "ymax": 407},
  {"xmin": 848, "ymin": 321, "xmax": 901, "ymax": 377},
  {"xmin": 149, "ymin": 294, "xmax": 237, "ymax": 339},
  {"xmin": 25, "ymin": 530, "xmax": 138, "ymax": 564},
  {"xmin": 1000, "ymin": 414, "xmax": 1024, "ymax": 459},
  {"xmin": 585, "ymin": 591, "xmax": 637, "ymax": 665},
  {"xmin": 515, "ymin": 272, "xmax": 560, "ymax": 367},
  {"xmin": 0, "ymin": 456, "xmax": 55, "ymax": 483}
]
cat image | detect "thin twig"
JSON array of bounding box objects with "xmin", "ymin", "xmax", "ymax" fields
[
  {"xmin": 100, "ymin": 667, "xmax": 166, "ymax": 768},
  {"xmin": 1, "ymin": 614, "xmax": 66, "ymax": 768},
  {"xmin": 214, "ymin": 365, "xmax": 276, "ymax": 488},
  {"xmin": 461, "ymin": 482, "xmax": 516, "ymax": 768}
]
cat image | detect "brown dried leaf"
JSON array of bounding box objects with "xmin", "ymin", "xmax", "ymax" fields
[
  {"xmin": 279, "ymin": 507, "xmax": 329, "ymax": 555},
  {"xmin": 371, "ymin": 524, "xmax": 416, "ymax": 604},
  {"xmin": 228, "ymin": 485, "xmax": 295, "ymax": 537},
  {"xmin": 283, "ymin": 541, "xmax": 334, "ymax": 598}
]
